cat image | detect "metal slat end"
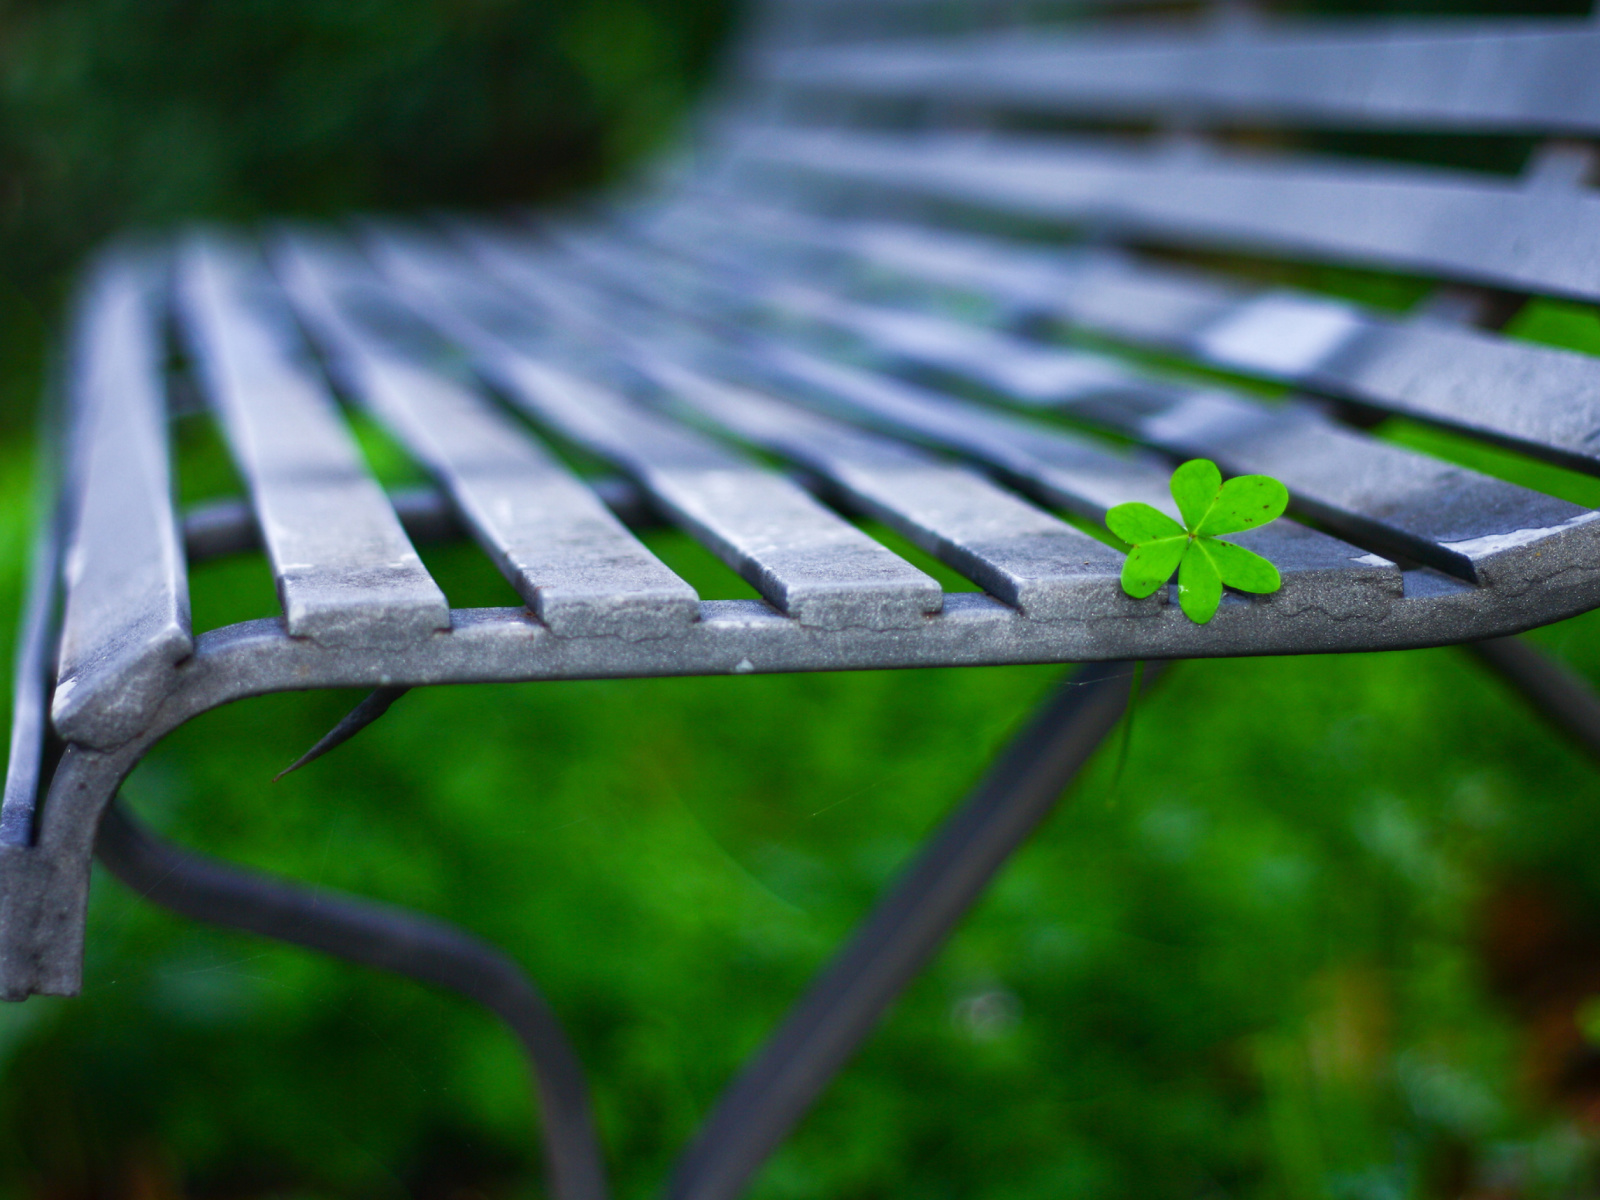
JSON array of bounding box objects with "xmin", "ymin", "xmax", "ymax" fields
[
  {"xmin": 775, "ymin": 577, "xmax": 945, "ymax": 630},
  {"xmin": 50, "ymin": 619, "xmax": 193, "ymax": 750},
  {"xmin": 533, "ymin": 585, "xmax": 702, "ymax": 640},
  {"xmin": 278, "ymin": 562, "xmax": 453, "ymax": 649}
]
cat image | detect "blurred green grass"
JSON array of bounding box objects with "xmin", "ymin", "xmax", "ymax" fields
[{"xmin": 5, "ymin": 0, "xmax": 1600, "ymax": 1196}]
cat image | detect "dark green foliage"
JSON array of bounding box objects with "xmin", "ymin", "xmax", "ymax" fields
[{"xmin": 0, "ymin": 0, "xmax": 733, "ymax": 437}]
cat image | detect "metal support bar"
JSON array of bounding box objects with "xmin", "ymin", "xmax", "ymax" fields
[
  {"xmin": 1469, "ymin": 636, "xmax": 1600, "ymax": 766},
  {"xmin": 667, "ymin": 657, "xmax": 1155, "ymax": 1200},
  {"xmin": 94, "ymin": 800, "xmax": 611, "ymax": 1200},
  {"xmin": 180, "ymin": 477, "xmax": 668, "ymax": 565}
]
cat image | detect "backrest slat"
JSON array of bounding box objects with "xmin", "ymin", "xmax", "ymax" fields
[
  {"xmin": 735, "ymin": 126, "xmax": 1600, "ymax": 303},
  {"xmin": 619, "ymin": 339, "xmax": 1136, "ymax": 620},
  {"xmin": 767, "ymin": 20, "xmax": 1600, "ymax": 134},
  {"xmin": 175, "ymin": 236, "xmax": 451, "ymax": 648},
  {"xmin": 271, "ymin": 236, "xmax": 701, "ymax": 640},
  {"xmin": 756, "ymin": 0, "xmax": 1210, "ymax": 50},
  {"xmin": 50, "ymin": 252, "xmax": 192, "ymax": 751}
]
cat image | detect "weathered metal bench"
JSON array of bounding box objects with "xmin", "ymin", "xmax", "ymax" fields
[{"xmin": 10, "ymin": 0, "xmax": 1600, "ymax": 1196}]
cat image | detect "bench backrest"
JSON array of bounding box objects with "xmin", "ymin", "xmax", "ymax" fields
[{"xmin": 713, "ymin": 1, "xmax": 1600, "ymax": 425}]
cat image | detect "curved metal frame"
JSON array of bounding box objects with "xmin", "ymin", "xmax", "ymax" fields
[
  {"xmin": 34, "ymin": 615, "xmax": 1600, "ymax": 1200},
  {"xmin": 12, "ymin": 470, "xmax": 1600, "ymax": 991},
  {"xmin": 77, "ymin": 657, "xmax": 1146, "ymax": 1200},
  {"xmin": 95, "ymin": 800, "xmax": 611, "ymax": 1200}
]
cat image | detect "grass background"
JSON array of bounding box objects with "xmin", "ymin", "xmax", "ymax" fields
[{"xmin": 6, "ymin": 0, "xmax": 1600, "ymax": 1197}]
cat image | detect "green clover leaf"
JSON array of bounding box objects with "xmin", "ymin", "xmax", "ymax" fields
[{"xmin": 1105, "ymin": 459, "xmax": 1288, "ymax": 624}]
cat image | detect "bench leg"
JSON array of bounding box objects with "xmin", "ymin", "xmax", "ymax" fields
[
  {"xmin": 94, "ymin": 800, "xmax": 610, "ymax": 1200},
  {"xmin": 667, "ymin": 658, "xmax": 1153, "ymax": 1200},
  {"xmin": 660, "ymin": 641, "xmax": 1596, "ymax": 1199},
  {"xmin": 1468, "ymin": 636, "xmax": 1600, "ymax": 765},
  {"xmin": 92, "ymin": 657, "xmax": 1147, "ymax": 1200}
]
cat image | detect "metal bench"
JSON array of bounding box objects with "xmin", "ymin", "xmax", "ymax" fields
[{"xmin": 10, "ymin": 0, "xmax": 1600, "ymax": 1196}]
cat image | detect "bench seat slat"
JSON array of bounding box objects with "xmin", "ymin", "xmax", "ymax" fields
[
  {"xmin": 677, "ymin": 260, "xmax": 1600, "ymax": 589},
  {"xmin": 370, "ymin": 235, "xmax": 945, "ymax": 631},
  {"xmin": 433, "ymin": 227, "xmax": 1141, "ymax": 621},
  {"xmin": 270, "ymin": 238, "xmax": 702, "ymax": 641},
  {"xmin": 767, "ymin": 20, "xmax": 1600, "ymax": 135},
  {"xmin": 176, "ymin": 237, "xmax": 451, "ymax": 649},
  {"xmin": 496, "ymin": 363, "xmax": 946, "ymax": 632},
  {"xmin": 737, "ymin": 126, "xmax": 1600, "ymax": 305},
  {"xmin": 1073, "ymin": 389, "xmax": 1600, "ymax": 590},
  {"xmin": 720, "ymin": 337, "xmax": 1405, "ymax": 617},
  {"xmin": 50, "ymin": 253, "xmax": 193, "ymax": 751},
  {"xmin": 621, "ymin": 347, "xmax": 1138, "ymax": 621},
  {"xmin": 597, "ymin": 216, "xmax": 1597, "ymax": 592},
  {"xmin": 796, "ymin": 296, "xmax": 1600, "ymax": 587},
  {"xmin": 530, "ymin": 224, "xmax": 1413, "ymax": 606},
  {"xmin": 559, "ymin": 222, "xmax": 1137, "ymax": 409}
]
